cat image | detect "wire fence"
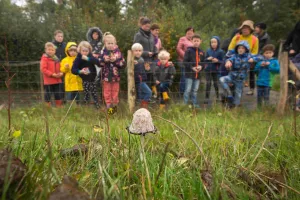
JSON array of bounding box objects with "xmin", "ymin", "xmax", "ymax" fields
[{"xmin": 0, "ymin": 60, "xmax": 283, "ymax": 110}]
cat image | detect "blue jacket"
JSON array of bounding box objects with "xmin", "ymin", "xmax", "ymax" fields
[
  {"xmin": 205, "ymin": 36, "xmax": 225, "ymax": 72},
  {"xmin": 255, "ymin": 58, "xmax": 280, "ymax": 87},
  {"xmin": 134, "ymin": 57, "xmax": 147, "ymax": 84},
  {"xmin": 226, "ymin": 41, "xmax": 260, "ymax": 81}
]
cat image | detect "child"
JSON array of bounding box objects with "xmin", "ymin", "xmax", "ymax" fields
[
  {"xmin": 52, "ymin": 30, "xmax": 66, "ymax": 61},
  {"xmin": 205, "ymin": 36, "xmax": 224, "ymax": 103},
  {"xmin": 132, "ymin": 43, "xmax": 152, "ymax": 108},
  {"xmin": 72, "ymin": 41, "xmax": 100, "ymax": 109},
  {"xmin": 86, "ymin": 27, "xmax": 103, "ymax": 58},
  {"xmin": 153, "ymin": 50, "xmax": 176, "ymax": 109},
  {"xmin": 60, "ymin": 42, "xmax": 83, "ymax": 103},
  {"xmin": 254, "ymin": 44, "xmax": 280, "ymax": 107},
  {"xmin": 183, "ymin": 34, "xmax": 205, "ymax": 108},
  {"xmin": 220, "ymin": 41, "xmax": 259, "ymax": 108},
  {"xmin": 99, "ymin": 33, "xmax": 126, "ymax": 114},
  {"xmin": 40, "ymin": 42, "xmax": 63, "ymax": 107}
]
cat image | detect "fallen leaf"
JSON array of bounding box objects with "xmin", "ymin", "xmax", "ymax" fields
[
  {"xmin": 176, "ymin": 157, "xmax": 189, "ymax": 166},
  {"xmin": 93, "ymin": 125, "xmax": 103, "ymax": 133}
]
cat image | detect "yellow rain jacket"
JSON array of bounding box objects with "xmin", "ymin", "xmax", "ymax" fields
[{"xmin": 60, "ymin": 42, "xmax": 83, "ymax": 92}]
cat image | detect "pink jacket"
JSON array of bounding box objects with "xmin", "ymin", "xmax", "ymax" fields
[
  {"xmin": 176, "ymin": 36, "xmax": 193, "ymax": 61},
  {"xmin": 40, "ymin": 54, "xmax": 62, "ymax": 85},
  {"xmin": 155, "ymin": 38, "xmax": 162, "ymax": 51}
]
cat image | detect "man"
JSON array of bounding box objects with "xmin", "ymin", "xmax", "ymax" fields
[{"xmin": 254, "ymin": 22, "xmax": 271, "ymax": 53}]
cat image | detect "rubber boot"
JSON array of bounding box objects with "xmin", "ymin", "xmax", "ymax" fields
[
  {"xmin": 55, "ymin": 100, "xmax": 63, "ymax": 107},
  {"xmin": 45, "ymin": 102, "xmax": 51, "ymax": 107},
  {"xmin": 140, "ymin": 100, "xmax": 149, "ymax": 109},
  {"xmin": 159, "ymin": 104, "xmax": 166, "ymax": 110},
  {"xmin": 162, "ymin": 92, "xmax": 170, "ymax": 101},
  {"xmin": 152, "ymin": 86, "xmax": 158, "ymax": 99}
]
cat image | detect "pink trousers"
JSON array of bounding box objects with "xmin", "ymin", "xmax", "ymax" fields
[{"xmin": 103, "ymin": 81, "xmax": 120, "ymax": 107}]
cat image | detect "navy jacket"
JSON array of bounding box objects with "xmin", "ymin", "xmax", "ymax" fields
[
  {"xmin": 134, "ymin": 57, "xmax": 147, "ymax": 84},
  {"xmin": 183, "ymin": 47, "xmax": 205, "ymax": 79},
  {"xmin": 205, "ymin": 36, "xmax": 225, "ymax": 72},
  {"xmin": 72, "ymin": 53, "xmax": 100, "ymax": 82},
  {"xmin": 52, "ymin": 40, "xmax": 66, "ymax": 61}
]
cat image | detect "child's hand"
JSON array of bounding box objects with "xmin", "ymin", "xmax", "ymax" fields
[
  {"xmin": 58, "ymin": 72, "xmax": 64, "ymax": 78},
  {"xmin": 110, "ymin": 55, "xmax": 117, "ymax": 62},
  {"xmin": 156, "ymin": 80, "xmax": 160, "ymax": 85},
  {"xmin": 192, "ymin": 67, "xmax": 198, "ymax": 72},
  {"xmin": 197, "ymin": 65, "xmax": 202, "ymax": 71},
  {"xmin": 134, "ymin": 60, "xmax": 138, "ymax": 65},
  {"xmin": 82, "ymin": 55, "xmax": 89, "ymax": 61},
  {"xmin": 148, "ymin": 52, "xmax": 153, "ymax": 57},
  {"xmin": 261, "ymin": 62, "xmax": 266, "ymax": 67},
  {"xmin": 207, "ymin": 56, "xmax": 213, "ymax": 60},
  {"xmin": 225, "ymin": 61, "xmax": 232, "ymax": 69},
  {"xmin": 65, "ymin": 64, "xmax": 69, "ymax": 68},
  {"xmin": 93, "ymin": 54, "xmax": 99, "ymax": 58},
  {"xmin": 104, "ymin": 55, "xmax": 110, "ymax": 62},
  {"xmin": 52, "ymin": 73, "xmax": 58, "ymax": 78},
  {"xmin": 248, "ymin": 58, "xmax": 254, "ymax": 63},
  {"xmin": 290, "ymin": 49, "xmax": 296, "ymax": 54},
  {"xmin": 265, "ymin": 62, "xmax": 270, "ymax": 66},
  {"xmin": 144, "ymin": 63, "xmax": 151, "ymax": 71},
  {"xmin": 168, "ymin": 61, "xmax": 173, "ymax": 66},
  {"xmin": 212, "ymin": 58, "xmax": 218, "ymax": 63}
]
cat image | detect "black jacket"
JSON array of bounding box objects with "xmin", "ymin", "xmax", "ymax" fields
[
  {"xmin": 153, "ymin": 62, "xmax": 176, "ymax": 85},
  {"xmin": 52, "ymin": 40, "xmax": 66, "ymax": 61},
  {"xmin": 183, "ymin": 47, "xmax": 205, "ymax": 79},
  {"xmin": 134, "ymin": 57, "xmax": 147, "ymax": 84},
  {"xmin": 72, "ymin": 53, "xmax": 100, "ymax": 82},
  {"xmin": 284, "ymin": 21, "xmax": 300, "ymax": 56}
]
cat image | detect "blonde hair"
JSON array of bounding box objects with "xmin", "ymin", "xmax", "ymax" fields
[
  {"xmin": 158, "ymin": 50, "xmax": 170, "ymax": 60},
  {"xmin": 131, "ymin": 43, "xmax": 143, "ymax": 51},
  {"xmin": 103, "ymin": 32, "xmax": 116, "ymax": 45},
  {"xmin": 77, "ymin": 41, "xmax": 92, "ymax": 53},
  {"xmin": 45, "ymin": 42, "xmax": 55, "ymax": 50}
]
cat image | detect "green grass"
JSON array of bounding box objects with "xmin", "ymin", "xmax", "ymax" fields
[{"xmin": 0, "ymin": 103, "xmax": 299, "ymax": 199}]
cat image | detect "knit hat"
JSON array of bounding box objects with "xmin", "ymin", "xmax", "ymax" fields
[
  {"xmin": 127, "ymin": 108, "xmax": 157, "ymax": 136},
  {"xmin": 238, "ymin": 20, "xmax": 254, "ymax": 31},
  {"xmin": 255, "ymin": 22, "xmax": 267, "ymax": 30}
]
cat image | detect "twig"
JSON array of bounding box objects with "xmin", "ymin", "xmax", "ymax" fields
[
  {"xmin": 60, "ymin": 96, "xmax": 77, "ymax": 124},
  {"xmin": 249, "ymin": 123, "xmax": 273, "ymax": 167},
  {"xmin": 155, "ymin": 142, "xmax": 170, "ymax": 184}
]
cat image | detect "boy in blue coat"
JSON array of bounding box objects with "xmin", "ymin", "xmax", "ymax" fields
[
  {"xmin": 220, "ymin": 41, "xmax": 260, "ymax": 107},
  {"xmin": 254, "ymin": 44, "xmax": 280, "ymax": 107},
  {"xmin": 205, "ymin": 36, "xmax": 224, "ymax": 103}
]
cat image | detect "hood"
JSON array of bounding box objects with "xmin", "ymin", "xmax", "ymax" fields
[
  {"xmin": 86, "ymin": 27, "xmax": 103, "ymax": 43},
  {"xmin": 234, "ymin": 40, "xmax": 250, "ymax": 54},
  {"xmin": 259, "ymin": 32, "xmax": 269, "ymax": 40},
  {"xmin": 157, "ymin": 61, "xmax": 170, "ymax": 67},
  {"xmin": 210, "ymin": 36, "xmax": 221, "ymax": 50},
  {"xmin": 65, "ymin": 42, "xmax": 77, "ymax": 57}
]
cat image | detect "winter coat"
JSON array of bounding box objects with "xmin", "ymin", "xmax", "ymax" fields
[
  {"xmin": 205, "ymin": 36, "xmax": 225, "ymax": 72},
  {"xmin": 99, "ymin": 47, "xmax": 126, "ymax": 82},
  {"xmin": 134, "ymin": 57, "xmax": 147, "ymax": 84},
  {"xmin": 183, "ymin": 47, "xmax": 205, "ymax": 80},
  {"xmin": 255, "ymin": 32, "xmax": 271, "ymax": 53},
  {"xmin": 60, "ymin": 42, "xmax": 83, "ymax": 92},
  {"xmin": 71, "ymin": 53, "xmax": 100, "ymax": 82},
  {"xmin": 176, "ymin": 36, "xmax": 193, "ymax": 61},
  {"xmin": 86, "ymin": 27, "xmax": 103, "ymax": 55},
  {"xmin": 226, "ymin": 41, "xmax": 261, "ymax": 81},
  {"xmin": 255, "ymin": 58, "xmax": 280, "ymax": 87},
  {"xmin": 153, "ymin": 61, "xmax": 176, "ymax": 85},
  {"xmin": 284, "ymin": 21, "xmax": 300, "ymax": 55},
  {"xmin": 228, "ymin": 34, "xmax": 259, "ymax": 55},
  {"xmin": 134, "ymin": 28, "xmax": 157, "ymax": 63},
  {"xmin": 52, "ymin": 40, "xmax": 66, "ymax": 61},
  {"xmin": 40, "ymin": 54, "xmax": 62, "ymax": 85}
]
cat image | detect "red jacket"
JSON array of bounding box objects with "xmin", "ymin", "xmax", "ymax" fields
[{"xmin": 40, "ymin": 54, "xmax": 62, "ymax": 85}]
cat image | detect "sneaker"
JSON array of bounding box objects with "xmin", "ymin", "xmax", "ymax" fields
[
  {"xmin": 193, "ymin": 104, "xmax": 200, "ymax": 108},
  {"xmin": 246, "ymin": 90, "xmax": 254, "ymax": 95}
]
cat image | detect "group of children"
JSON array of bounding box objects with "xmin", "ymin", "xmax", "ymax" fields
[{"xmin": 41, "ymin": 28, "xmax": 280, "ymax": 112}]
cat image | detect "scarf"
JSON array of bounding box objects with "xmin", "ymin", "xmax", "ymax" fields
[
  {"xmin": 140, "ymin": 28, "xmax": 151, "ymax": 37},
  {"xmin": 46, "ymin": 54, "xmax": 59, "ymax": 62}
]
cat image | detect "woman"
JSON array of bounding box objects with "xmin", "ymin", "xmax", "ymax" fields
[{"xmin": 150, "ymin": 23, "xmax": 162, "ymax": 51}]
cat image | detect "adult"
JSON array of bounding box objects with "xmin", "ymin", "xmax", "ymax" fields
[
  {"xmin": 176, "ymin": 27, "xmax": 194, "ymax": 94},
  {"xmin": 52, "ymin": 30, "xmax": 66, "ymax": 61},
  {"xmin": 254, "ymin": 22, "xmax": 271, "ymax": 53},
  {"xmin": 228, "ymin": 20, "xmax": 259, "ymax": 95},
  {"xmin": 284, "ymin": 21, "xmax": 300, "ymax": 57},
  {"xmin": 134, "ymin": 17, "xmax": 158, "ymax": 98},
  {"xmin": 86, "ymin": 27, "xmax": 103, "ymax": 58},
  {"xmin": 150, "ymin": 24, "xmax": 162, "ymax": 51}
]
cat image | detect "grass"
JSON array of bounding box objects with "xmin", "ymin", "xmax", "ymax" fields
[{"xmin": 0, "ymin": 103, "xmax": 299, "ymax": 199}]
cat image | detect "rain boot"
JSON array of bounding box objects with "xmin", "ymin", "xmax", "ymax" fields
[
  {"xmin": 45, "ymin": 102, "xmax": 51, "ymax": 107},
  {"xmin": 152, "ymin": 86, "xmax": 157, "ymax": 99},
  {"xmin": 55, "ymin": 100, "xmax": 63, "ymax": 107},
  {"xmin": 162, "ymin": 92, "xmax": 170, "ymax": 101},
  {"xmin": 159, "ymin": 104, "xmax": 166, "ymax": 110}
]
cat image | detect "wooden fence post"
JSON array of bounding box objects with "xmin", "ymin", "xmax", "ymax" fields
[
  {"xmin": 277, "ymin": 52, "xmax": 289, "ymax": 115},
  {"xmin": 127, "ymin": 50, "xmax": 136, "ymax": 113}
]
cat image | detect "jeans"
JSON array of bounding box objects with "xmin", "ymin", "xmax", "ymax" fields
[
  {"xmin": 66, "ymin": 91, "xmax": 80, "ymax": 102},
  {"xmin": 136, "ymin": 82, "xmax": 152, "ymax": 101},
  {"xmin": 219, "ymin": 75, "xmax": 243, "ymax": 105},
  {"xmin": 184, "ymin": 78, "xmax": 200, "ymax": 106},
  {"xmin": 158, "ymin": 82, "xmax": 170, "ymax": 104},
  {"xmin": 44, "ymin": 84, "xmax": 62, "ymax": 102},
  {"xmin": 257, "ymin": 86, "xmax": 270, "ymax": 107},
  {"xmin": 178, "ymin": 62, "xmax": 186, "ymax": 94}
]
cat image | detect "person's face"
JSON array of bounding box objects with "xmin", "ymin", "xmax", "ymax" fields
[
  {"xmin": 141, "ymin": 23, "xmax": 151, "ymax": 31},
  {"xmin": 92, "ymin": 32, "xmax": 99, "ymax": 40},
  {"xmin": 151, "ymin": 29, "xmax": 159, "ymax": 37},
  {"xmin": 133, "ymin": 49, "xmax": 142, "ymax": 58},
  {"xmin": 263, "ymin": 50, "xmax": 274, "ymax": 59},
  {"xmin": 211, "ymin": 38, "xmax": 218, "ymax": 49},
  {"xmin": 46, "ymin": 47, "xmax": 56, "ymax": 57},
  {"xmin": 55, "ymin": 33, "xmax": 64, "ymax": 43},
  {"xmin": 80, "ymin": 48, "xmax": 89, "ymax": 56},
  {"xmin": 241, "ymin": 26, "xmax": 251, "ymax": 36},
  {"xmin": 192, "ymin": 38, "xmax": 201, "ymax": 48},
  {"xmin": 186, "ymin": 30, "xmax": 194, "ymax": 40},
  {"xmin": 68, "ymin": 48, "xmax": 77, "ymax": 57},
  {"xmin": 237, "ymin": 46, "xmax": 246, "ymax": 54},
  {"xmin": 105, "ymin": 39, "xmax": 115, "ymax": 51},
  {"xmin": 254, "ymin": 26, "xmax": 262, "ymax": 35},
  {"xmin": 160, "ymin": 57, "xmax": 169, "ymax": 65}
]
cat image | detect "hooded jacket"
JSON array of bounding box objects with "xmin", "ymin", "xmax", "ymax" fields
[
  {"xmin": 60, "ymin": 42, "xmax": 83, "ymax": 92},
  {"xmin": 255, "ymin": 32, "xmax": 271, "ymax": 53},
  {"xmin": 40, "ymin": 54, "xmax": 62, "ymax": 85},
  {"xmin": 52, "ymin": 40, "xmax": 66, "ymax": 61},
  {"xmin": 153, "ymin": 61, "xmax": 176, "ymax": 85},
  {"xmin": 205, "ymin": 36, "xmax": 225, "ymax": 72},
  {"xmin": 255, "ymin": 58, "xmax": 280, "ymax": 87},
  {"xmin": 71, "ymin": 53, "xmax": 100, "ymax": 82},
  {"xmin": 86, "ymin": 27, "xmax": 103, "ymax": 55},
  {"xmin": 99, "ymin": 47, "xmax": 126, "ymax": 82},
  {"xmin": 284, "ymin": 21, "xmax": 300, "ymax": 55},
  {"xmin": 133, "ymin": 28, "xmax": 157, "ymax": 62},
  {"xmin": 183, "ymin": 46, "xmax": 205, "ymax": 79},
  {"xmin": 134, "ymin": 57, "xmax": 147, "ymax": 84}
]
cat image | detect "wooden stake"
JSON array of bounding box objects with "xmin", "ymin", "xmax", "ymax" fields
[
  {"xmin": 277, "ymin": 52, "xmax": 288, "ymax": 115},
  {"xmin": 127, "ymin": 50, "xmax": 136, "ymax": 113}
]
